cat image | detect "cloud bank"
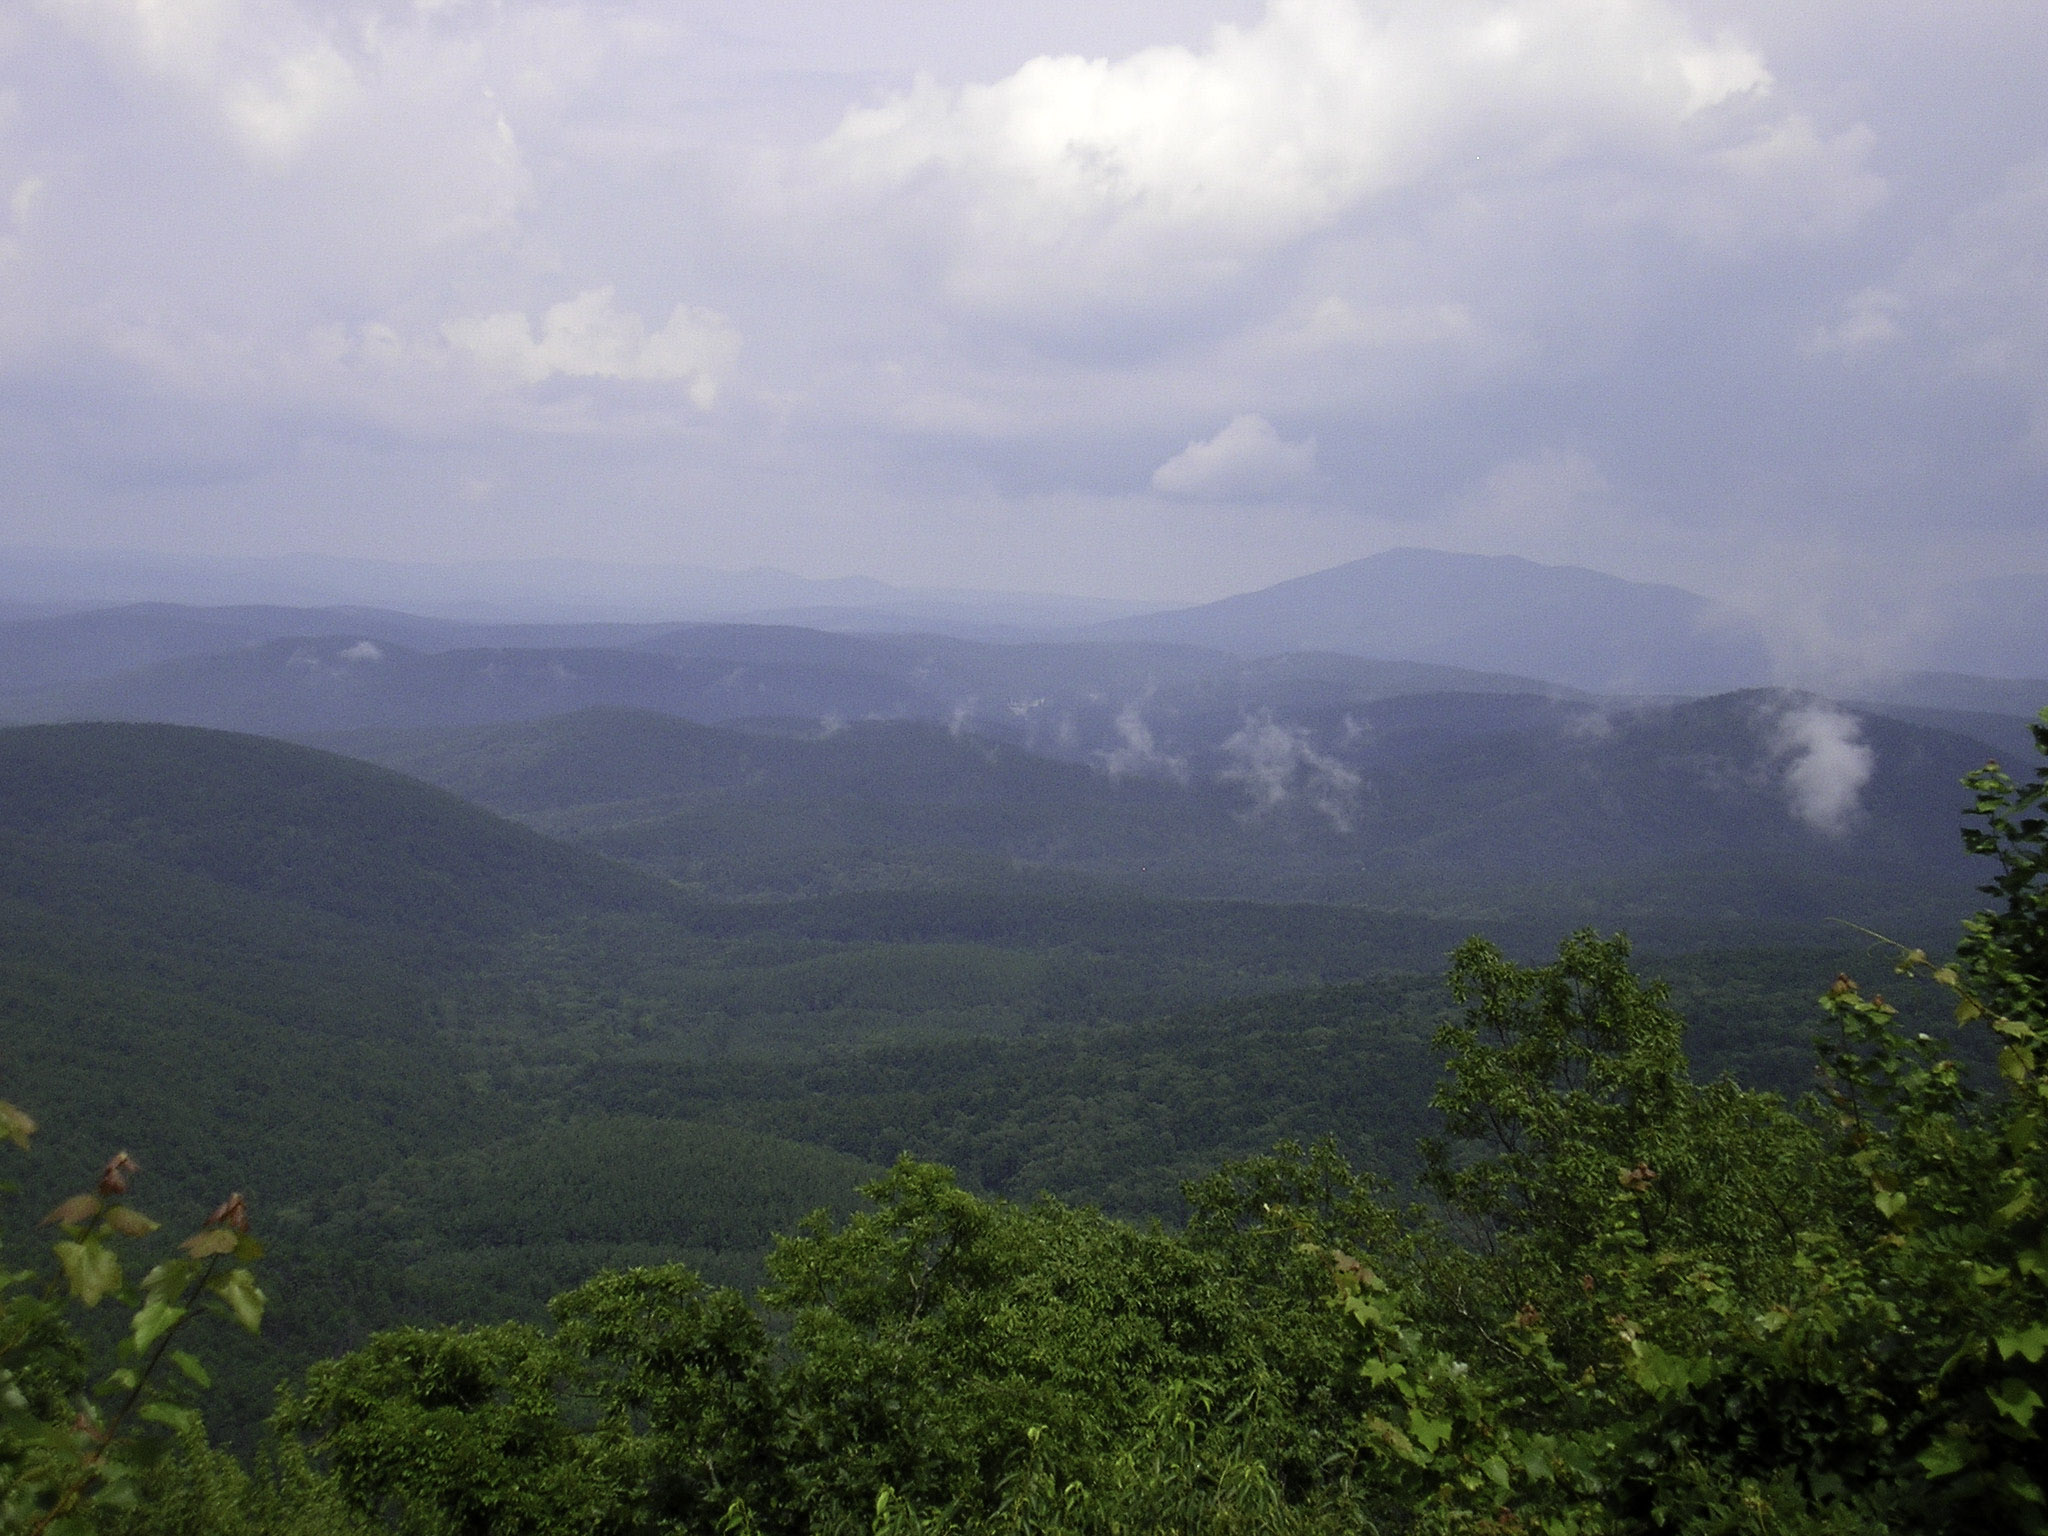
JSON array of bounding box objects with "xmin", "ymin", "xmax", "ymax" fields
[
  {"xmin": 820, "ymin": 0, "xmax": 1804, "ymax": 311},
  {"xmin": 0, "ymin": 0, "xmax": 2039, "ymax": 629}
]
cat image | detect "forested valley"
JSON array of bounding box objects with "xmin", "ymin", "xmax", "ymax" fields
[{"xmin": 2, "ymin": 597, "xmax": 2046, "ymax": 1534}]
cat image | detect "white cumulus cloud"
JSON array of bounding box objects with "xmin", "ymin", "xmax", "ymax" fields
[
  {"xmin": 1152, "ymin": 414, "xmax": 1320, "ymax": 500},
  {"xmin": 443, "ymin": 289, "xmax": 741, "ymax": 408},
  {"xmin": 817, "ymin": 0, "xmax": 1822, "ymax": 311}
]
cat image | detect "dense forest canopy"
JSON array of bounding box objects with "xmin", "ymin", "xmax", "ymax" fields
[{"xmin": 1, "ymin": 706, "xmax": 2045, "ymax": 1531}]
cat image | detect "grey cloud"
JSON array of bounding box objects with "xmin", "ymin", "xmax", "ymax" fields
[{"xmin": 0, "ymin": 0, "xmax": 2039, "ymax": 629}]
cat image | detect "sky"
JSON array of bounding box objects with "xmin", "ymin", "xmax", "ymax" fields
[{"xmin": 0, "ymin": 0, "xmax": 2043, "ymax": 643}]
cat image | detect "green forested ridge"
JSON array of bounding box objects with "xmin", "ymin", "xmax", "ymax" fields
[
  {"xmin": 558, "ymin": 953, "xmax": 1882, "ymax": 1220},
  {"xmin": 3, "ymin": 709, "xmax": 2046, "ymax": 1532},
  {"xmin": 0, "ymin": 721, "xmax": 1892, "ymax": 1442},
  {"xmin": 313, "ymin": 698, "xmax": 1992, "ymax": 943},
  {"xmin": 0, "ymin": 723, "xmax": 1533, "ymax": 1436},
  {"xmin": 0, "ymin": 723, "xmax": 673, "ymax": 956}
]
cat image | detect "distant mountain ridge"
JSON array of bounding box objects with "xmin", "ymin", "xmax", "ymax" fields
[
  {"xmin": 0, "ymin": 602, "xmax": 694, "ymax": 693},
  {"xmin": 1089, "ymin": 548, "xmax": 1775, "ymax": 694},
  {"xmin": 4, "ymin": 562, "xmax": 2038, "ymax": 741},
  {"xmin": 10, "ymin": 544, "xmax": 2045, "ymax": 684},
  {"xmin": 0, "ymin": 621, "xmax": 1565, "ymax": 744},
  {"xmin": 0, "ymin": 546, "xmax": 1154, "ymax": 631},
  {"xmin": 0, "ymin": 720, "xmax": 674, "ymax": 957}
]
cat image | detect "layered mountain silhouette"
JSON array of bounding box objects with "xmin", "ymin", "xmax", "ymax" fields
[
  {"xmin": 0, "ymin": 623, "xmax": 1559, "ymax": 740},
  {"xmin": 6, "ymin": 555, "xmax": 2041, "ymax": 734},
  {"xmin": 1089, "ymin": 548, "xmax": 1776, "ymax": 694}
]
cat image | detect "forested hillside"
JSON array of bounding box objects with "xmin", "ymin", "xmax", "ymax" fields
[
  {"xmin": 0, "ymin": 719, "xmax": 1908, "ymax": 1451},
  {"xmin": 3, "ymin": 710, "xmax": 2044, "ymax": 1533},
  {"xmin": 0, "ymin": 722, "xmax": 1507, "ymax": 1435},
  {"xmin": 2, "ymin": 643, "xmax": 2043, "ymax": 1534},
  {"xmin": 316, "ymin": 695, "xmax": 1994, "ymax": 941}
]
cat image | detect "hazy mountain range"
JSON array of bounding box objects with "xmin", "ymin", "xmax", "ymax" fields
[
  {"xmin": 8, "ymin": 546, "xmax": 2048, "ymax": 688},
  {"xmin": 0, "ymin": 545, "xmax": 2039, "ymax": 945},
  {"xmin": 1, "ymin": 716, "xmax": 1861, "ymax": 1440},
  {"xmin": 0, "ymin": 605, "xmax": 1565, "ymax": 741},
  {"xmin": 1086, "ymin": 549, "xmax": 1774, "ymax": 694},
  {"xmin": 5, "ymin": 551, "xmax": 2045, "ymax": 727},
  {"xmin": 0, "ymin": 547, "xmax": 1154, "ymax": 634}
]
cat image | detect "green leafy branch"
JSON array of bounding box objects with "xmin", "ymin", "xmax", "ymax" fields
[{"xmin": 0, "ymin": 1115, "xmax": 265, "ymax": 1536}]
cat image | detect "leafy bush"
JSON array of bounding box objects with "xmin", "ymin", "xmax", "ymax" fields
[{"xmin": 0, "ymin": 1132, "xmax": 265, "ymax": 1534}]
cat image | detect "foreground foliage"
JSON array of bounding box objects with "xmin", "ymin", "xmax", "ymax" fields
[
  {"xmin": 6, "ymin": 712, "xmax": 2047, "ymax": 1532},
  {"xmin": 0, "ymin": 1142, "xmax": 265, "ymax": 1533}
]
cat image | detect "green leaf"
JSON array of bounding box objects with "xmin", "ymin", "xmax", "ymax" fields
[
  {"xmin": 54, "ymin": 1239, "xmax": 121, "ymax": 1307},
  {"xmin": 0, "ymin": 1100, "xmax": 35, "ymax": 1151},
  {"xmin": 1874, "ymin": 1190, "xmax": 1908, "ymax": 1219},
  {"xmin": 92, "ymin": 1479, "xmax": 143, "ymax": 1511},
  {"xmin": 209, "ymin": 1268, "xmax": 265, "ymax": 1333},
  {"xmin": 169, "ymin": 1350, "xmax": 210, "ymax": 1388},
  {"xmin": 102, "ymin": 1206, "xmax": 159, "ymax": 1239},
  {"xmin": 1482, "ymin": 1454, "xmax": 1510, "ymax": 1489},
  {"xmin": 43, "ymin": 1194, "xmax": 103, "ymax": 1228},
  {"xmin": 1998, "ymin": 1325, "xmax": 2048, "ymax": 1363},
  {"xmin": 142, "ymin": 1259, "xmax": 195, "ymax": 1304},
  {"xmin": 1918, "ymin": 1435, "xmax": 1971, "ymax": 1478},
  {"xmin": 1989, "ymin": 1377, "xmax": 2044, "ymax": 1427},
  {"xmin": 129, "ymin": 1297, "xmax": 186, "ymax": 1355},
  {"xmin": 180, "ymin": 1228, "xmax": 238, "ymax": 1259},
  {"xmin": 1365, "ymin": 1414, "xmax": 1417, "ymax": 1461},
  {"xmin": 1629, "ymin": 1341, "xmax": 1708, "ymax": 1398},
  {"xmin": 138, "ymin": 1402, "xmax": 200, "ymax": 1434},
  {"xmin": 1407, "ymin": 1406, "xmax": 1454, "ymax": 1455}
]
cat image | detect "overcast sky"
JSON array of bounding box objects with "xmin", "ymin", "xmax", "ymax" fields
[{"xmin": 0, "ymin": 0, "xmax": 2043, "ymax": 638}]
